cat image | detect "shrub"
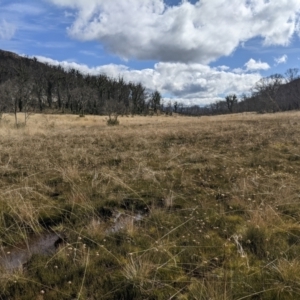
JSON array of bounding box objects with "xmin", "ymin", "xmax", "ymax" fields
[{"xmin": 107, "ymin": 117, "xmax": 119, "ymax": 126}]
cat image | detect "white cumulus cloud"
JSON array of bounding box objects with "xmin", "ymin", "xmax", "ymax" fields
[
  {"xmin": 274, "ymin": 54, "xmax": 288, "ymax": 65},
  {"xmin": 245, "ymin": 58, "xmax": 270, "ymax": 71},
  {"xmin": 47, "ymin": 0, "xmax": 300, "ymax": 63}
]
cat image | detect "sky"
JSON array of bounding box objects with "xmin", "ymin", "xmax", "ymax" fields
[{"xmin": 0, "ymin": 0, "xmax": 300, "ymax": 106}]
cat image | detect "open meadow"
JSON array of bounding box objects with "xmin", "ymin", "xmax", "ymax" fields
[{"xmin": 1, "ymin": 112, "xmax": 300, "ymax": 299}]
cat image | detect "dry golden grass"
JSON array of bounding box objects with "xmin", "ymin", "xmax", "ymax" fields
[{"xmin": 1, "ymin": 111, "xmax": 300, "ymax": 299}]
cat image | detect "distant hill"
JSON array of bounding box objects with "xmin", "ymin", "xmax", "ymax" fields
[
  {"xmin": 0, "ymin": 49, "xmax": 22, "ymax": 60},
  {"xmin": 237, "ymin": 76, "xmax": 300, "ymax": 113},
  {"xmin": 0, "ymin": 49, "xmax": 46, "ymax": 83},
  {"xmin": 276, "ymin": 77, "xmax": 300, "ymax": 110},
  {"xmin": 0, "ymin": 49, "xmax": 158, "ymax": 117},
  {"xmin": 0, "ymin": 48, "xmax": 299, "ymax": 117}
]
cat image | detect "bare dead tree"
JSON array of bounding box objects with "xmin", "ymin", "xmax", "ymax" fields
[
  {"xmin": 225, "ymin": 94, "xmax": 238, "ymax": 113},
  {"xmin": 105, "ymin": 98, "xmax": 126, "ymax": 125},
  {"xmin": 0, "ymin": 83, "xmax": 9, "ymax": 121},
  {"xmin": 285, "ymin": 68, "xmax": 299, "ymax": 83},
  {"xmin": 70, "ymin": 86, "xmax": 97, "ymax": 116},
  {"xmin": 253, "ymin": 74, "xmax": 284, "ymax": 112}
]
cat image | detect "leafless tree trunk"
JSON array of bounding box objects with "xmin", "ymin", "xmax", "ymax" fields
[{"xmin": 253, "ymin": 74, "xmax": 284, "ymax": 112}]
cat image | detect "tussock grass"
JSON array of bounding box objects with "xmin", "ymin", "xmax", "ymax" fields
[{"xmin": 0, "ymin": 112, "xmax": 300, "ymax": 299}]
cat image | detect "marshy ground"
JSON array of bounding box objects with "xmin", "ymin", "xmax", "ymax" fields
[{"xmin": 1, "ymin": 112, "xmax": 300, "ymax": 299}]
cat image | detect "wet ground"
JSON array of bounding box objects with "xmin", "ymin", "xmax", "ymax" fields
[
  {"xmin": 0, "ymin": 211, "xmax": 144, "ymax": 271},
  {"xmin": 0, "ymin": 233, "xmax": 63, "ymax": 271},
  {"xmin": 107, "ymin": 211, "xmax": 143, "ymax": 233}
]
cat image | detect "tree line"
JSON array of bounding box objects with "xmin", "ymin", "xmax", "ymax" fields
[
  {"xmin": 1, "ymin": 50, "xmax": 300, "ymax": 120},
  {"xmin": 179, "ymin": 68, "xmax": 300, "ymax": 116},
  {"xmin": 0, "ymin": 50, "xmax": 162, "ymax": 125}
]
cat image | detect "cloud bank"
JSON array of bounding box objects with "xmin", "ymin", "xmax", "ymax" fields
[{"xmin": 48, "ymin": 0, "xmax": 300, "ymax": 63}]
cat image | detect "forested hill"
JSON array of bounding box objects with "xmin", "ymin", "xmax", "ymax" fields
[
  {"xmin": 0, "ymin": 49, "xmax": 22, "ymax": 60},
  {"xmin": 179, "ymin": 72, "xmax": 300, "ymax": 116},
  {"xmin": 0, "ymin": 49, "xmax": 161, "ymax": 117},
  {"xmin": 1, "ymin": 49, "xmax": 300, "ymax": 117}
]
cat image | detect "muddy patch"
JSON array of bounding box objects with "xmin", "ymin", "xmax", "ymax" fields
[{"xmin": 0, "ymin": 232, "xmax": 63, "ymax": 271}]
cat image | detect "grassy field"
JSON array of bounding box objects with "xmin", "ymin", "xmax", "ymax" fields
[{"xmin": 1, "ymin": 112, "xmax": 300, "ymax": 299}]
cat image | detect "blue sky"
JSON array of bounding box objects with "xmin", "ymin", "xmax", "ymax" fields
[{"xmin": 1, "ymin": 0, "xmax": 300, "ymax": 105}]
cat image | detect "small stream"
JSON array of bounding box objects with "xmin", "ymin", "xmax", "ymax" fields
[{"xmin": 0, "ymin": 233, "xmax": 63, "ymax": 271}]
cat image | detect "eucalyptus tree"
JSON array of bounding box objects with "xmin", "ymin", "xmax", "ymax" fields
[
  {"xmin": 31, "ymin": 57, "xmax": 46, "ymax": 111},
  {"xmin": 129, "ymin": 82, "xmax": 146, "ymax": 115},
  {"xmin": 150, "ymin": 90, "xmax": 161, "ymax": 114}
]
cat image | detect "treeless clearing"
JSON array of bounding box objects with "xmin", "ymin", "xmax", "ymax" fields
[{"xmin": 1, "ymin": 112, "xmax": 300, "ymax": 299}]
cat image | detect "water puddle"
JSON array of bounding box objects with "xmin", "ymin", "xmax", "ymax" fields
[
  {"xmin": 0, "ymin": 232, "xmax": 63, "ymax": 271},
  {"xmin": 106, "ymin": 211, "xmax": 144, "ymax": 234},
  {"xmin": 0, "ymin": 211, "xmax": 144, "ymax": 271}
]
